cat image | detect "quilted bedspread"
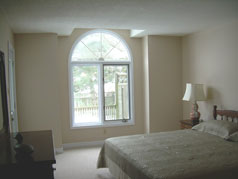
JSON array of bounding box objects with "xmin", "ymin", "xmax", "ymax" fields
[{"xmin": 97, "ymin": 130, "xmax": 238, "ymax": 179}]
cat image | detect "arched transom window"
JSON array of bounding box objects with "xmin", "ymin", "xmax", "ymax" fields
[
  {"xmin": 69, "ymin": 30, "xmax": 133, "ymax": 127},
  {"xmin": 71, "ymin": 31, "xmax": 130, "ymax": 62}
]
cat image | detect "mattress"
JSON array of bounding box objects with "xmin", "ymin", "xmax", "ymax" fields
[{"xmin": 97, "ymin": 129, "xmax": 238, "ymax": 179}]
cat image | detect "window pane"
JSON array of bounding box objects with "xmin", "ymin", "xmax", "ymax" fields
[
  {"xmin": 104, "ymin": 65, "xmax": 130, "ymax": 121},
  {"xmin": 104, "ymin": 42, "xmax": 129, "ymax": 61},
  {"xmin": 72, "ymin": 65, "xmax": 100, "ymax": 125},
  {"xmin": 81, "ymin": 33, "xmax": 101, "ymax": 58},
  {"xmin": 101, "ymin": 33, "xmax": 120, "ymax": 57},
  {"xmin": 71, "ymin": 41, "xmax": 98, "ymax": 61},
  {"xmin": 71, "ymin": 31, "xmax": 130, "ymax": 62}
]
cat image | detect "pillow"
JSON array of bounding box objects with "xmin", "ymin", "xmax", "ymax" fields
[
  {"xmin": 225, "ymin": 131, "xmax": 238, "ymax": 142},
  {"xmin": 192, "ymin": 120, "xmax": 238, "ymax": 138}
]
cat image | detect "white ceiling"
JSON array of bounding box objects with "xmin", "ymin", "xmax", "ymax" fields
[{"xmin": 0, "ymin": 0, "xmax": 237, "ymax": 37}]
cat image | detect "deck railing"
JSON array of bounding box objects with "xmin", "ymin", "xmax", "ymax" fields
[
  {"xmin": 74, "ymin": 83, "xmax": 128, "ymax": 123},
  {"xmin": 74, "ymin": 105, "xmax": 117, "ymax": 121}
]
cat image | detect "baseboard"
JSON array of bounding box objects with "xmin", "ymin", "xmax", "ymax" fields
[
  {"xmin": 63, "ymin": 140, "xmax": 104, "ymax": 149},
  {"xmin": 55, "ymin": 147, "xmax": 64, "ymax": 154}
]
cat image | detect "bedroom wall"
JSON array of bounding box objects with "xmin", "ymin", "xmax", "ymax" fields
[
  {"xmin": 14, "ymin": 29, "xmax": 145, "ymax": 148},
  {"xmin": 15, "ymin": 34, "xmax": 62, "ymax": 148},
  {"xmin": 144, "ymin": 36, "xmax": 182, "ymax": 133},
  {"xmin": 14, "ymin": 28, "xmax": 184, "ymax": 147},
  {"xmin": 58, "ymin": 29, "xmax": 145, "ymax": 144},
  {"xmin": 182, "ymin": 21, "xmax": 238, "ymax": 120},
  {"xmin": 0, "ymin": 9, "xmax": 15, "ymax": 131}
]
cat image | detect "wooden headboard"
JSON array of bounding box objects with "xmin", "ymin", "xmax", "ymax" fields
[{"xmin": 213, "ymin": 105, "xmax": 238, "ymax": 122}]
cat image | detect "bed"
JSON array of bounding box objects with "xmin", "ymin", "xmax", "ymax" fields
[{"xmin": 97, "ymin": 105, "xmax": 238, "ymax": 179}]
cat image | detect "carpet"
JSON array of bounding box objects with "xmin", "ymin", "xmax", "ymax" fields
[{"xmin": 55, "ymin": 147, "xmax": 115, "ymax": 179}]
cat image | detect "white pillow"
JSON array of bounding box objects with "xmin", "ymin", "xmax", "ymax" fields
[
  {"xmin": 225, "ymin": 131, "xmax": 238, "ymax": 142},
  {"xmin": 192, "ymin": 120, "xmax": 238, "ymax": 138}
]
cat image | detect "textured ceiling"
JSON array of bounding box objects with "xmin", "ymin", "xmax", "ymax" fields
[{"xmin": 0, "ymin": 0, "xmax": 237, "ymax": 36}]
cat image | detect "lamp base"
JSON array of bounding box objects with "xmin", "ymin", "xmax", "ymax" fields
[
  {"xmin": 190, "ymin": 118, "xmax": 199, "ymax": 125},
  {"xmin": 190, "ymin": 102, "xmax": 200, "ymax": 122}
]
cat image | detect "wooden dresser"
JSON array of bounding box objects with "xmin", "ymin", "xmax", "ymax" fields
[{"xmin": 0, "ymin": 130, "xmax": 56, "ymax": 179}]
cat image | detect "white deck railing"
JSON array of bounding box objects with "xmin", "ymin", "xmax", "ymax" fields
[{"xmin": 74, "ymin": 105, "xmax": 117, "ymax": 122}]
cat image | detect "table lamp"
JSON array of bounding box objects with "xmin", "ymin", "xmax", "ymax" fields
[{"xmin": 183, "ymin": 83, "xmax": 206, "ymax": 122}]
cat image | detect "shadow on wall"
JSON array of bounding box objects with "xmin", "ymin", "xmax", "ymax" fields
[{"xmin": 201, "ymin": 87, "xmax": 222, "ymax": 121}]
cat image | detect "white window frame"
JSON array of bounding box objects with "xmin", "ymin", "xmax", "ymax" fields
[{"xmin": 68, "ymin": 29, "xmax": 134, "ymax": 129}]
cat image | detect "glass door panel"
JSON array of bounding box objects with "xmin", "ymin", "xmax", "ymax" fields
[
  {"xmin": 104, "ymin": 65, "xmax": 130, "ymax": 121},
  {"xmin": 72, "ymin": 65, "xmax": 100, "ymax": 125}
]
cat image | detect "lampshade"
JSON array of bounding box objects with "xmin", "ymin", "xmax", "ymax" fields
[{"xmin": 183, "ymin": 83, "xmax": 206, "ymax": 102}]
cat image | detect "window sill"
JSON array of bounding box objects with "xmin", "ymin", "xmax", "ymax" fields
[{"xmin": 71, "ymin": 120, "xmax": 135, "ymax": 129}]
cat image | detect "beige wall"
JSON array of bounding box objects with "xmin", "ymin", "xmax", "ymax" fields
[
  {"xmin": 0, "ymin": 10, "xmax": 14, "ymax": 131},
  {"xmin": 13, "ymin": 27, "xmax": 194, "ymax": 148},
  {"xmin": 16, "ymin": 22, "xmax": 238, "ymax": 147},
  {"xmin": 15, "ymin": 28, "xmax": 184, "ymax": 147},
  {"xmin": 13, "ymin": 29, "xmax": 145, "ymax": 147},
  {"xmin": 182, "ymin": 22, "xmax": 238, "ymax": 120},
  {"xmin": 58, "ymin": 29, "xmax": 145, "ymax": 144},
  {"xmin": 15, "ymin": 34, "xmax": 62, "ymax": 148},
  {"xmin": 144, "ymin": 36, "xmax": 182, "ymax": 132}
]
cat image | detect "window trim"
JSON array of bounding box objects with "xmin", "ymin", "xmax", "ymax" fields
[{"xmin": 68, "ymin": 29, "xmax": 135, "ymax": 129}]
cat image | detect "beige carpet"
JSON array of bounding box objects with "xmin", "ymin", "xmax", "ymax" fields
[{"xmin": 54, "ymin": 147, "xmax": 115, "ymax": 179}]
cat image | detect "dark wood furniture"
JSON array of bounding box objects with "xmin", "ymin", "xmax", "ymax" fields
[
  {"xmin": 180, "ymin": 119, "xmax": 199, "ymax": 129},
  {"xmin": 0, "ymin": 51, "xmax": 9, "ymax": 134},
  {"xmin": 0, "ymin": 130, "xmax": 56, "ymax": 179},
  {"xmin": 213, "ymin": 105, "xmax": 238, "ymax": 121}
]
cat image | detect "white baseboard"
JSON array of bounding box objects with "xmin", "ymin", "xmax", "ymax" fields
[
  {"xmin": 55, "ymin": 147, "xmax": 64, "ymax": 154},
  {"xmin": 63, "ymin": 140, "xmax": 104, "ymax": 150}
]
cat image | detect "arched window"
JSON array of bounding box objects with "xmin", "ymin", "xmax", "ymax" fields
[{"xmin": 69, "ymin": 30, "xmax": 133, "ymax": 127}]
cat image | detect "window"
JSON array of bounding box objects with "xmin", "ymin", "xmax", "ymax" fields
[{"xmin": 69, "ymin": 30, "xmax": 133, "ymax": 127}]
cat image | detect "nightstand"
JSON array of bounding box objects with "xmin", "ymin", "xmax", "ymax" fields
[{"xmin": 180, "ymin": 119, "xmax": 199, "ymax": 129}]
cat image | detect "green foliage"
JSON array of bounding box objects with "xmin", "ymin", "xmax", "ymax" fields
[
  {"xmin": 73, "ymin": 66, "xmax": 98, "ymax": 96},
  {"xmin": 73, "ymin": 65, "xmax": 127, "ymax": 92},
  {"xmin": 73, "ymin": 65, "xmax": 128, "ymax": 107}
]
